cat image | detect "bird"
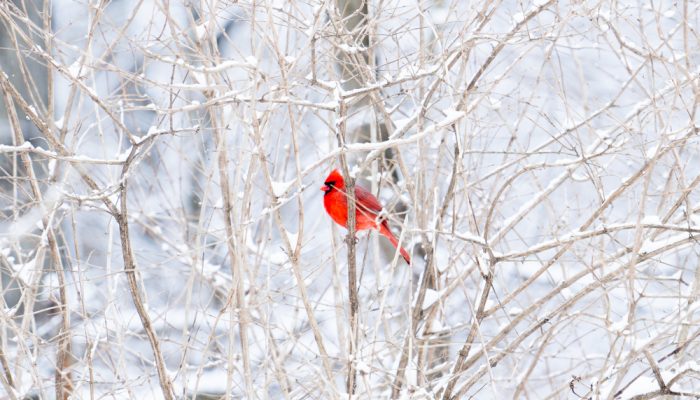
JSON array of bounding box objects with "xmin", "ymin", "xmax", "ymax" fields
[{"xmin": 321, "ymin": 169, "xmax": 411, "ymax": 264}]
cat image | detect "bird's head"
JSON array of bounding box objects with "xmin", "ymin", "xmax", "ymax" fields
[{"xmin": 321, "ymin": 169, "xmax": 345, "ymax": 194}]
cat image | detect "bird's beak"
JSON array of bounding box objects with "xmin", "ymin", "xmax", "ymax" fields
[{"xmin": 320, "ymin": 185, "xmax": 330, "ymax": 192}]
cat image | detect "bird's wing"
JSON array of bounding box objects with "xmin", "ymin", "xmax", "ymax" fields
[{"xmin": 354, "ymin": 185, "xmax": 383, "ymax": 214}]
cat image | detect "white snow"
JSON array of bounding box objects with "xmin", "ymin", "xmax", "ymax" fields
[
  {"xmin": 422, "ymin": 289, "xmax": 441, "ymax": 310},
  {"xmin": 245, "ymin": 56, "xmax": 258, "ymax": 66},
  {"xmin": 286, "ymin": 230, "xmax": 300, "ymax": 249},
  {"xmin": 271, "ymin": 180, "xmax": 295, "ymax": 197}
]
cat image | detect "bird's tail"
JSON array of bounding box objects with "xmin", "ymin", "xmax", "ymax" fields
[{"xmin": 379, "ymin": 222, "xmax": 411, "ymax": 264}]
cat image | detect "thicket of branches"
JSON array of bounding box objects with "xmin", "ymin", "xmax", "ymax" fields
[{"xmin": 0, "ymin": 0, "xmax": 698, "ymax": 398}]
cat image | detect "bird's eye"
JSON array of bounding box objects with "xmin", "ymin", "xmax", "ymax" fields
[{"xmin": 325, "ymin": 181, "xmax": 334, "ymax": 187}]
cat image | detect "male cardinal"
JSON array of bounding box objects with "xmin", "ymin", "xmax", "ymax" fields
[{"xmin": 321, "ymin": 169, "xmax": 411, "ymax": 264}]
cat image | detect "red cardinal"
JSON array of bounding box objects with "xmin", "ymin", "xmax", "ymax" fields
[{"xmin": 321, "ymin": 169, "xmax": 411, "ymax": 264}]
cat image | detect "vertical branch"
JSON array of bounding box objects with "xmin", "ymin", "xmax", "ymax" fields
[
  {"xmin": 335, "ymin": 98, "xmax": 359, "ymax": 395},
  {"xmin": 117, "ymin": 142, "xmax": 174, "ymax": 400}
]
